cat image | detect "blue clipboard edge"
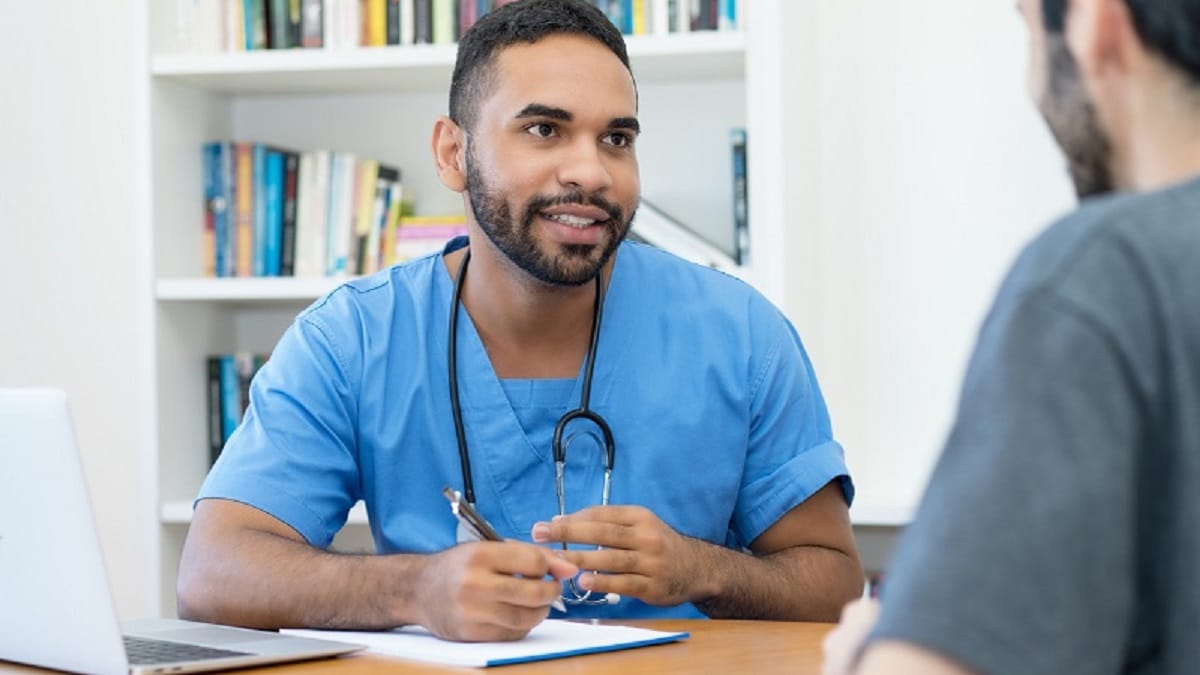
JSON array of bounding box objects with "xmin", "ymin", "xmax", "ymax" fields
[{"xmin": 485, "ymin": 630, "xmax": 691, "ymax": 667}]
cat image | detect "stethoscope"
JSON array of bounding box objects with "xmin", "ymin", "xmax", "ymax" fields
[{"xmin": 448, "ymin": 248, "xmax": 619, "ymax": 606}]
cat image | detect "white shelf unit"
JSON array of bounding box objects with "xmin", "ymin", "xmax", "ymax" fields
[{"xmin": 142, "ymin": 2, "xmax": 790, "ymax": 616}]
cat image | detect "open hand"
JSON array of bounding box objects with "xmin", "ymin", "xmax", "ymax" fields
[
  {"xmin": 531, "ymin": 505, "xmax": 709, "ymax": 607},
  {"xmin": 413, "ymin": 541, "xmax": 577, "ymax": 642}
]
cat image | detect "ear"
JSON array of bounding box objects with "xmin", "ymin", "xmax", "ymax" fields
[
  {"xmin": 1063, "ymin": 0, "xmax": 1136, "ymax": 79},
  {"xmin": 432, "ymin": 116, "xmax": 467, "ymax": 193}
]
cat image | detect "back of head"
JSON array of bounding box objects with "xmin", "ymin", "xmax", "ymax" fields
[
  {"xmin": 449, "ymin": 0, "xmax": 633, "ymax": 131},
  {"xmin": 1042, "ymin": 0, "xmax": 1200, "ymax": 89}
]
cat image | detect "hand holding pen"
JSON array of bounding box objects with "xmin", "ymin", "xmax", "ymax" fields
[
  {"xmin": 443, "ymin": 487, "xmax": 567, "ymax": 612},
  {"xmin": 414, "ymin": 488, "xmax": 575, "ymax": 642}
]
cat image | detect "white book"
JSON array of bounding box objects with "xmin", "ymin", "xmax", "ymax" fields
[
  {"xmin": 323, "ymin": 0, "xmax": 341, "ymax": 49},
  {"xmin": 294, "ymin": 151, "xmax": 327, "ymax": 277},
  {"xmin": 400, "ymin": 0, "xmax": 414, "ymax": 45},
  {"xmin": 326, "ymin": 153, "xmax": 358, "ymax": 276},
  {"xmin": 223, "ymin": 0, "xmax": 244, "ymax": 51},
  {"xmin": 340, "ymin": 0, "xmax": 360, "ymax": 49},
  {"xmin": 652, "ymin": 0, "xmax": 670, "ymax": 36}
]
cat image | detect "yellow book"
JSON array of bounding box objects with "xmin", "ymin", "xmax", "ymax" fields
[
  {"xmin": 351, "ymin": 159, "xmax": 379, "ymax": 275},
  {"xmin": 633, "ymin": 0, "xmax": 646, "ymax": 35},
  {"xmin": 367, "ymin": 0, "xmax": 387, "ymax": 46}
]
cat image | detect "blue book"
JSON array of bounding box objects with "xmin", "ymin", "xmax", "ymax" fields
[
  {"xmin": 719, "ymin": 0, "xmax": 736, "ymax": 30},
  {"xmin": 204, "ymin": 142, "xmax": 233, "ymax": 278},
  {"xmin": 219, "ymin": 355, "xmax": 240, "ymax": 443},
  {"xmin": 263, "ymin": 149, "xmax": 285, "ymax": 277},
  {"xmin": 252, "ymin": 144, "xmax": 267, "ymax": 276}
]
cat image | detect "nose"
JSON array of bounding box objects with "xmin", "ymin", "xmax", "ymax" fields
[{"xmin": 557, "ymin": 137, "xmax": 614, "ymax": 195}]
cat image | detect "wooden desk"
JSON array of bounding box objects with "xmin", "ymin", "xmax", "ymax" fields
[{"xmin": 0, "ymin": 620, "xmax": 835, "ymax": 674}]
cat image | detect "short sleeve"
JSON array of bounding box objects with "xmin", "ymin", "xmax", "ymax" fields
[
  {"xmin": 868, "ymin": 290, "xmax": 1143, "ymax": 674},
  {"xmin": 731, "ymin": 306, "xmax": 852, "ymax": 546},
  {"xmin": 197, "ymin": 301, "xmax": 363, "ymax": 549}
]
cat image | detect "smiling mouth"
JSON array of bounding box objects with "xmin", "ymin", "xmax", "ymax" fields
[{"xmin": 543, "ymin": 212, "xmax": 603, "ymax": 228}]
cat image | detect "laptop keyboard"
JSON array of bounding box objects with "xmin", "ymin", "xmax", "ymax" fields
[{"xmin": 123, "ymin": 635, "xmax": 252, "ymax": 665}]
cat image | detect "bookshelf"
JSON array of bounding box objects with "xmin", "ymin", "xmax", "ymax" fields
[{"xmin": 142, "ymin": 1, "xmax": 792, "ymax": 616}]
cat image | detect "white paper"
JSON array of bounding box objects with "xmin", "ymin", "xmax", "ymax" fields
[{"xmin": 282, "ymin": 619, "xmax": 688, "ymax": 667}]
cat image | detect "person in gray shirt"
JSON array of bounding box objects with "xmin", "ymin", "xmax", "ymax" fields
[{"xmin": 822, "ymin": 0, "xmax": 1200, "ymax": 673}]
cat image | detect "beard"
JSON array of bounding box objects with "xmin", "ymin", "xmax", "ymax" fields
[
  {"xmin": 464, "ymin": 142, "xmax": 634, "ymax": 287},
  {"xmin": 1039, "ymin": 34, "xmax": 1115, "ymax": 199}
]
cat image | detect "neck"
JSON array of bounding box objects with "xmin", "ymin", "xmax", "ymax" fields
[
  {"xmin": 446, "ymin": 236, "xmax": 610, "ymax": 379},
  {"xmin": 1114, "ymin": 75, "xmax": 1200, "ymax": 191}
]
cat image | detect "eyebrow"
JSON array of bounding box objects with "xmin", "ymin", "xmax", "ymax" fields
[{"xmin": 514, "ymin": 104, "xmax": 641, "ymax": 134}]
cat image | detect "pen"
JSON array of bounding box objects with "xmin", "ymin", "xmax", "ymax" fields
[{"xmin": 442, "ymin": 486, "xmax": 567, "ymax": 613}]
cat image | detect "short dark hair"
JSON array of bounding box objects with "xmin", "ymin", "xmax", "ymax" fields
[
  {"xmin": 449, "ymin": 0, "xmax": 633, "ymax": 131},
  {"xmin": 1042, "ymin": 0, "xmax": 1200, "ymax": 87}
]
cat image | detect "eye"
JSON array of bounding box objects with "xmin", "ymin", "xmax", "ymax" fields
[
  {"xmin": 603, "ymin": 132, "xmax": 634, "ymax": 148},
  {"xmin": 525, "ymin": 122, "xmax": 557, "ymax": 139}
]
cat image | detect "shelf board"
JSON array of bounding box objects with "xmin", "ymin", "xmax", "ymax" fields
[
  {"xmin": 150, "ymin": 31, "xmax": 745, "ymax": 94},
  {"xmin": 161, "ymin": 500, "xmax": 369, "ymax": 525},
  {"xmin": 156, "ymin": 277, "xmax": 351, "ymax": 302}
]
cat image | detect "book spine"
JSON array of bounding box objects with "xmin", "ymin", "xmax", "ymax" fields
[
  {"xmin": 300, "ymin": 0, "xmax": 323, "ymax": 46},
  {"xmin": 268, "ymin": 0, "xmax": 290, "ymax": 47},
  {"xmin": 632, "ymin": 0, "xmax": 645, "ymax": 34},
  {"xmin": 280, "ymin": 151, "xmax": 299, "ymax": 276},
  {"xmin": 387, "ymin": 0, "xmax": 400, "ymax": 44},
  {"xmin": 206, "ymin": 355, "xmax": 225, "ymax": 466},
  {"xmin": 234, "ymin": 142, "xmax": 255, "ymax": 277},
  {"xmin": 381, "ymin": 181, "xmax": 403, "ymax": 267},
  {"xmin": 432, "ymin": 0, "xmax": 454, "ymax": 44},
  {"xmin": 323, "ymin": 0, "xmax": 339, "ymax": 48},
  {"xmin": 253, "ymin": 143, "xmax": 268, "ymax": 276},
  {"xmin": 718, "ymin": 0, "xmax": 735, "ymax": 30},
  {"xmin": 235, "ymin": 352, "xmax": 255, "ymax": 423},
  {"xmin": 203, "ymin": 143, "xmax": 219, "ymax": 277},
  {"xmin": 215, "ymin": 143, "xmax": 233, "ymax": 277},
  {"xmin": 263, "ymin": 148, "xmax": 285, "ymax": 277},
  {"xmin": 730, "ymin": 127, "xmax": 748, "ymax": 265},
  {"xmin": 413, "ymin": 0, "xmax": 432, "ymax": 44},
  {"xmin": 400, "ymin": 0, "xmax": 415, "ymax": 44},
  {"xmin": 367, "ymin": 0, "xmax": 387, "ymax": 45},
  {"xmin": 287, "ymin": 0, "xmax": 303, "ymax": 45},
  {"xmin": 219, "ymin": 355, "xmax": 241, "ymax": 442},
  {"xmin": 224, "ymin": 0, "xmax": 246, "ymax": 51},
  {"xmin": 245, "ymin": 0, "xmax": 268, "ymax": 48}
]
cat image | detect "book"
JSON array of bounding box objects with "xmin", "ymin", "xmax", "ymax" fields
[
  {"xmin": 219, "ymin": 355, "xmax": 240, "ymax": 443},
  {"xmin": 351, "ymin": 159, "xmax": 379, "ymax": 275},
  {"xmin": 294, "ymin": 149, "xmax": 330, "ymax": 277},
  {"xmin": 413, "ymin": 0, "xmax": 432, "ymax": 44},
  {"xmin": 281, "ymin": 621, "xmax": 689, "ymax": 668},
  {"xmin": 252, "ymin": 144, "xmax": 269, "ymax": 276},
  {"xmin": 233, "ymin": 142, "xmax": 255, "ymax": 276},
  {"xmin": 268, "ymin": 0, "xmax": 290, "ymax": 48},
  {"xmin": 262, "ymin": 148, "xmax": 285, "ymax": 276},
  {"xmin": 386, "ymin": 0, "xmax": 401, "ymax": 44},
  {"xmin": 300, "ymin": 0, "xmax": 323, "ymax": 46},
  {"xmin": 366, "ymin": 0, "xmax": 387, "ymax": 45},
  {"xmin": 206, "ymin": 356, "xmax": 225, "ymax": 465},
  {"xmin": 243, "ymin": 0, "xmax": 267, "ymax": 49},
  {"xmin": 432, "ymin": 0, "xmax": 455, "ymax": 44},
  {"xmin": 202, "ymin": 143, "xmax": 220, "ymax": 277},
  {"xmin": 730, "ymin": 127, "xmax": 748, "ymax": 265},
  {"xmin": 280, "ymin": 151, "xmax": 300, "ymax": 276}
]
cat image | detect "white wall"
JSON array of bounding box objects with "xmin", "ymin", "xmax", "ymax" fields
[
  {"xmin": 0, "ymin": 1, "xmax": 152, "ymax": 617},
  {"xmin": 783, "ymin": 0, "xmax": 1076, "ymax": 520}
]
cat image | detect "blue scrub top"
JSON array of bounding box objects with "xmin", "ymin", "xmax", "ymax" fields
[{"xmin": 199, "ymin": 238, "xmax": 852, "ymax": 619}]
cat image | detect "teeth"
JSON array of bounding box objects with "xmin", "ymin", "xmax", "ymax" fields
[{"xmin": 546, "ymin": 213, "xmax": 597, "ymax": 228}]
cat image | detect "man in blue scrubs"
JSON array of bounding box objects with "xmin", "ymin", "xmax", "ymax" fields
[{"xmin": 179, "ymin": 0, "xmax": 861, "ymax": 642}]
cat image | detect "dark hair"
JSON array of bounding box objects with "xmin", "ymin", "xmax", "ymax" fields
[
  {"xmin": 1042, "ymin": 0, "xmax": 1200, "ymax": 86},
  {"xmin": 449, "ymin": 0, "xmax": 633, "ymax": 131}
]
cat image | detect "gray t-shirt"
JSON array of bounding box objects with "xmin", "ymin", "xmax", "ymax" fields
[{"xmin": 870, "ymin": 175, "xmax": 1200, "ymax": 674}]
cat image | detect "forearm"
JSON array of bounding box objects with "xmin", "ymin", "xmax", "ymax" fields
[
  {"xmin": 177, "ymin": 526, "xmax": 428, "ymax": 630},
  {"xmin": 691, "ymin": 541, "xmax": 863, "ymax": 621}
]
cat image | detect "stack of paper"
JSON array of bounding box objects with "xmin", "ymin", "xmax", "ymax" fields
[{"xmin": 283, "ymin": 619, "xmax": 689, "ymax": 668}]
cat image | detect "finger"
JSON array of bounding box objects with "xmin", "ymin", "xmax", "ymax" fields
[
  {"xmin": 557, "ymin": 505, "xmax": 649, "ymax": 524},
  {"xmin": 482, "ymin": 574, "xmax": 567, "ymax": 610},
  {"xmin": 573, "ymin": 571, "xmax": 652, "ymax": 603},
  {"xmin": 556, "ymin": 547, "xmax": 642, "ymax": 575},
  {"xmin": 531, "ymin": 519, "xmax": 638, "ymax": 548},
  {"xmin": 478, "ymin": 541, "xmax": 563, "ymax": 578}
]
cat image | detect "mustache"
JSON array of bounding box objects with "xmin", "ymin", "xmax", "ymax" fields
[{"xmin": 521, "ymin": 190, "xmax": 624, "ymax": 225}]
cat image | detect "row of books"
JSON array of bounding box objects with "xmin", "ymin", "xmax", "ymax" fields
[
  {"xmin": 205, "ymin": 353, "xmax": 267, "ymax": 465},
  {"xmin": 202, "ymin": 142, "xmax": 468, "ymax": 278},
  {"xmin": 174, "ymin": 0, "xmax": 739, "ymax": 54}
]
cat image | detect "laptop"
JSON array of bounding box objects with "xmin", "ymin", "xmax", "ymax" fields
[{"xmin": 0, "ymin": 389, "xmax": 364, "ymax": 675}]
